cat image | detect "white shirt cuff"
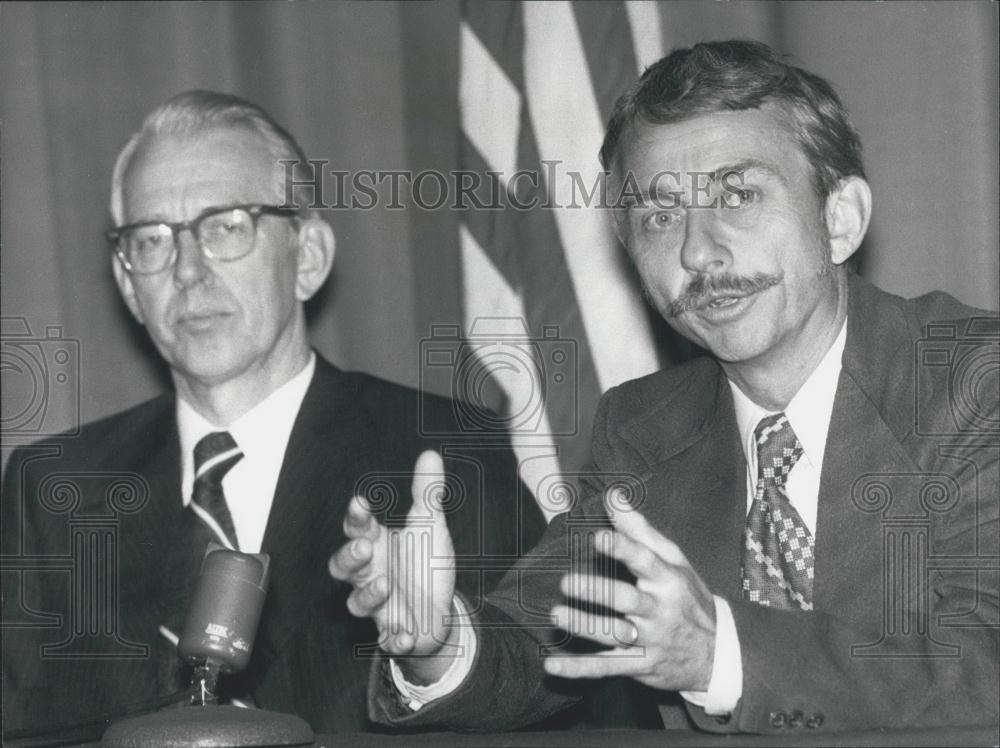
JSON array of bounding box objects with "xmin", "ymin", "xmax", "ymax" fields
[
  {"xmin": 389, "ymin": 595, "xmax": 477, "ymax": 711},
  {"xmin": 680, "ymin": 595, "xmax": 743, "ymax": 715}
]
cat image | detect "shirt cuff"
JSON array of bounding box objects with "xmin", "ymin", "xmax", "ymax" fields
[
  {"xmin": 680, "ymin": 595, "xmax": 742, "ymax": 715},
  {"xmin": 388, "ymin": 595, "xmax": 477, "ymax": 711}
]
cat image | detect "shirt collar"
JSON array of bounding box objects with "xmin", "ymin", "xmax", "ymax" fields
[
  {"xmin": 177, "ymin": 352, "xmax": 316, "ymax": 505},
  {"xmin": 729, "ymin": 319, "xmax": 847, "ymax": 472}
]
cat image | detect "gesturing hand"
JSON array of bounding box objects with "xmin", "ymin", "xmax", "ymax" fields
[
  {"xmin": 328, "ymin": 450, "xmax": 458, "ymax": 672},
  {"xmin": 544, "ymin": 490, "xmax": 717, "ymax": 693}
]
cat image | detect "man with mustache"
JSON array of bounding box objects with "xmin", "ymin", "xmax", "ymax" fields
[
  {"xmin": 2, "ymin": 90, "xmax": 544, "ymax": 738},
  {"xmin": 331, "ymin": 40, "xmax": 999, "ymax": 733}
]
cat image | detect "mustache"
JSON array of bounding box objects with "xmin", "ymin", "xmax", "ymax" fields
[{"xmin": 665, "ymin": 272, "xmax": 782, "ymax": 317}]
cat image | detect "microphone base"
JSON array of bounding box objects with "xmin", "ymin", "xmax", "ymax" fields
[{"xmin": 101, "ymin": 704, "xmax": 314, "ymax": 747}]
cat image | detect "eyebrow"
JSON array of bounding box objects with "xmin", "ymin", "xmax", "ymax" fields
[
  {"xmin": 621, "ymin": 158, "xmax": 789, "ymax": 214},
  {"xmin": 708, "ymin": 159, "xmax": 787, "ymax": 188},
  {"xmin": 118, "ymin": 203, "xmax": 249, "ymax": 230}
]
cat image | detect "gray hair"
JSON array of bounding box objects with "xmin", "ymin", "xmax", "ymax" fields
[{"xmin": 109, "ymin": 90, "xmax": 307, "ymax": 224}]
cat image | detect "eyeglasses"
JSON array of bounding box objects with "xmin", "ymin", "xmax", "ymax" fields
[{"xmin": 107, "ymin": 204, "xmax": 301, "ymax": 275}]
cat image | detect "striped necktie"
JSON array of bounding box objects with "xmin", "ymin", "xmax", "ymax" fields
[
  {"xmin": 190, "ymin": 431, "xmax": 243, "ymax": 551},
  {"xmin": 741, "ymin": 412, "xmax": 815, "ymax": 610}
]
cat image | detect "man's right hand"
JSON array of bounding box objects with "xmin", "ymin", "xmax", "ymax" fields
[{"xmin": 329, "ymin": 449, "xmax": 460, "ymax": 683}]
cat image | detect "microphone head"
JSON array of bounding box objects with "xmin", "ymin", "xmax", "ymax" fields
[{"xmin": 178, "ymin": 545, "xmax": 271, "ymax": 675}]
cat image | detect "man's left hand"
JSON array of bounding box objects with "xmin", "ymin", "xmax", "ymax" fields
[{"xmin": 544, "ymin": 490, "xmax": 717, "ymax": 693}]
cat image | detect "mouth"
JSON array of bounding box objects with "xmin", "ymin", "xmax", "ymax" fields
[
  {"xmin": 666, "ymin": 273, "xmax": 782, "ymax": 318},
  {"xmin": 701, "ymin": 295, "xmax": 747, "ymax": 310},
  {"xmin": 695, "ymin": 291, "xmax": 758, "ymax": 311},
  {"xmin": 689, "ymin": 289, "xmax": 766, "ymax": 322},
  {"xmin": 176, "ymin": 310, "xmax": 232, "ymax": 330}
]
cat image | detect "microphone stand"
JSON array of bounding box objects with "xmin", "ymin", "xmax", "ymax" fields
[{"xmin": 102, "ymin": 546, "xmax": 313, "ymax": 747}]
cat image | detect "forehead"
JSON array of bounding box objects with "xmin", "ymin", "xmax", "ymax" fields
[
  {"xmin": 122, "ymin": 127, "xmax": 279, "ymax": 222},
  {"xmin": 620, "ymin": 105, "xmax": 811, "ymax": 186}
]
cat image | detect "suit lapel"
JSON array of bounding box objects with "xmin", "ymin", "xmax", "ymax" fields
[
  {"xmin": 251, "ymin": 359, "xmax": 382, "ymax": 677},
  {"xmin": 813, "ymin": 371, "xmax": 913, "ymax": 612},
  {"xmin": 616, "ymin": 365, "xmax": 747, "ymax": 600},
  {"xmin": 813, "ymin": 279, "xmax": 919, "ymax": 613},
  {"xmin": 109, "ymin": 400, "xmax": 184, "ymax": 610}
]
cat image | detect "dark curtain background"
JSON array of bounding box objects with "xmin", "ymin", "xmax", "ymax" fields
[{"xmin": 2, "ymin": 0, "xmax": 997, "ymax": 448}]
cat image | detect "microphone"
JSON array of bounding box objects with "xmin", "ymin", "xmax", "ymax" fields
[
  {"xmin": 102, "ymin": 544, "xmax": 313, "ymax": 747},
  {"xmin": 179, "ymin": 547, "xmax": 270, "ymax": 705}
]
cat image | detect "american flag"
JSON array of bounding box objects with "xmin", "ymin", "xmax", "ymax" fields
[{"xmin": 454, "ymin": 1, "xmax": 666, "ymax": 518}]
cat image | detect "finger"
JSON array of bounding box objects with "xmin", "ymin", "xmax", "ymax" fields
[
  {"xmin": 409, "ymin": 450, "xmax": 455, "ymax": 562},
  {"xmin": 374, "ymin": 530, "xmax": 419, "ymax": 655},
  {"xmin": 346, "ymin": 575, "xmax": 389, "ymax": 618},
  {"xmin": 593, "ymin": 528, "xmax": 665, "ymax": 583},
  {"xmin": 378, "ymin": 585, "xmax": 418, "ymax": 656},
  {"xmin": 559, "ymin": 573, "xmax": 644, "ymax": 616},
  {"xmin": 343, "ymin": 495, "xmax": 379, "ymax": 539},
  {"xmin": 543, "ymin": 648, "xmax": 647, "ymax": 680},
  {"xmin": 383, "ymin": 629, "xmax": 416, "ymax": 656},
  {"xmin": 551, "ymin": 604, "xmax": 641, "ymax": 649},
  {"xmin": 328, "ymin": 536, "xmax": 374, "ymax": 581},
  {"xmin": 609, "ymin": 500, "xmax": 688, "ymax": 567},
  {"xmin": 409, "ymin": 450, "xmax": 447, "ymax": 521}
]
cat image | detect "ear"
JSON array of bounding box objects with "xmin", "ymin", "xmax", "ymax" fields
[
  {"xmin": 294, "ymin": 214, "xmax": 335, "ymax": 301},
  {"xmin": 824, "ymin": 176, "xmax": 872, "ymax": 266},
  {"xmin": 111, "ymin": 253, "xmax": 146, "ymax": 324},
  {"xmin": 606, "ymin": 168, "xmax": 630, "ymax": 248}
]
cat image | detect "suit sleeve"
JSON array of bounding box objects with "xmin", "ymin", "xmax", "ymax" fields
[
  {"xmin": 2, "ymin": 445, "xmax": 59, "ymax": 734},
  {"xmin": 368, "ymin": 399, "xmax": 619, "ymax": 731}
]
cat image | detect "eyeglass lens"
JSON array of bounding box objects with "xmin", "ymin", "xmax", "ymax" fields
[{"xmin": 123, "ymin": 208, "xmax": 255, "ymax": 273}]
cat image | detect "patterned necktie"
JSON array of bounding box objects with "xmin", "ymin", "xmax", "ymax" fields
[
  {"xmin": 741, "ymin": 413, "xmax": 814, "ymax": 610},
  {"xmin": 190, "ymin": 431, "xmax": 243, "ymax": 551}
]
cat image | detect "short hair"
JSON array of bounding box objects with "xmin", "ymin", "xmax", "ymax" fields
[
  {"xmin": 110, "ymin": 90, "xmax": 307, "ymax": 224},
  {"xmin": 599, "ymin": 39, "xmax": 865, "ymax": 203}
]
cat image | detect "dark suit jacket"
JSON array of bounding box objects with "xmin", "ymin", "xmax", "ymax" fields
[
  {"xmin": 371, "ymin": 276, "xmax": 999, "ymax": 734},
  {"xmin": 2, "ymin": 356, "xmax": 546, "ymax": 737}
]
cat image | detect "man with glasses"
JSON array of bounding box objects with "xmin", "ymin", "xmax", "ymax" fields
[{"xmin": 2, "ymin": 90, "xmax": 544, "ymax": 737}]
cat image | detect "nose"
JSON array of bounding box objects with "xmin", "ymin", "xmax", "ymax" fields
[
  {"xmin": 172, "ymin": 228, "xmax": 210, "ymax": 287},
  {"xmin": 679, "ymin": 209, "xmax": 731, "ymax": 275}
]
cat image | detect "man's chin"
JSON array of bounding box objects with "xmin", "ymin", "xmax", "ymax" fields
[
  {"xmin": 686, "ymin": 324, "xmax": 769, "ymax": 365},
  {"xmin": 166, "ymin": 346, "xmax": 248, "ymax": 389}
]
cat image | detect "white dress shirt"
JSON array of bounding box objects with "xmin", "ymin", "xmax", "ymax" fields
[
  {"xmin": 394, "ymin": 320, "xmax": 847, "ymax": 714},
  {"xmin": 177, "ymin": 353, "xmax": 316, "ymax": 554}
]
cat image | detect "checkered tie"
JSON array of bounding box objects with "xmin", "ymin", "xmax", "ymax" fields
[
  {"xmin": 741, "ymin": 413, "xmax": 814, "ymax": 610},
  {"xmin": 191, "ymin": 431, "xmax": 242, "ymax": 551}
]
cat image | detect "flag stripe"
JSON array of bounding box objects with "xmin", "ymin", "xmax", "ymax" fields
[
  {"xmin": 458, "ymin": 0, "xmax": 661, "ymax": 480},
  {"xmin": 457, "ymin": 136, "xmax": 522, "ymax": 288},
  {"xmin": 572, "ymin": 1, "xmax": 637, "ymax": 124},
  {"xmin": 624, "ymin": 1, "xmax": 665, "ymax": 73},
  {"xmin": 459, "ymin": 132, "xmax": 602, "ymax": 469},
  {"xmin": 460, "ymin": 24, "xmax": 522, "ymax": 182},
  {"xmin": 460, "ymin": 224, "xmax": 565, "ymax": 521},
  {"xmin": 462, "ymin": 1, "xmax": 525, "ymax": 91},
  {"xmin": 523, "ymin": 0, "xmax": 659, "ymax": 393}
]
